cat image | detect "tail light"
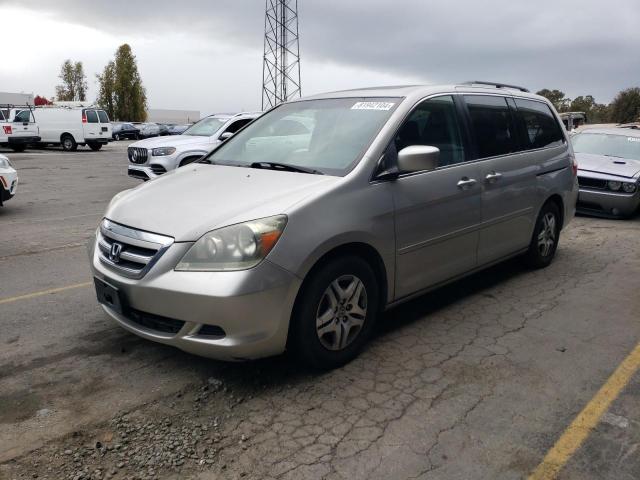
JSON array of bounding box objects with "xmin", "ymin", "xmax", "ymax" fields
[
  {"xmin": 571, "ymin": 154, "xmax": 578, "ymax": 176},
  {"xmin": 82, "ymin": 113, "xmax": 87, "ymax": 123},
  {"xmin": 2, "ymin": 125, "xmax": 12, "ymax": 135}
]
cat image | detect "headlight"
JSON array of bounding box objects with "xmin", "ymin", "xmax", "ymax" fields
[
  {"xmin": 152, "ymin": 147, "xmax": 176, "ymax": 156},
  {"xmin": 622, "ymin": 182, "xmax": 637, "ymax": 193},
  {"xmin": 0, "ymin": 157, "xmax": 13, "ymax": 168},
  {"xmin": 608, "ymin": 181, "xmax": 622, "ymax": 191},
  {"xmin": 176, "ymin": 215, "xmax": 287, "ymax": 271}
]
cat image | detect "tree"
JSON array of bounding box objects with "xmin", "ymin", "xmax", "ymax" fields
[
  {"xmin": 111, "ymin": 44, "xmax": 147, "ymax": 121},
  {"xmin": 536, "ymin": 89, "xmax": 568, "ymax": 111},
  {"xmin": 570, "ymin": 95, "xmax": 611, "ymax": 123},
  {"xmin": 96, "ymin": 61, "xmax": 116, "ymax": 119},
  {"xmin": 609, "ymin": 87, "xmax": 640, "ymax": 124},
  {"xmin": 55, "ymin": 59, "xmax": 88, "ymax": 101}
]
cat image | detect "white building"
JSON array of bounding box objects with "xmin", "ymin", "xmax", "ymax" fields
[
  {"xmin": 0, "ymin": 91, "xmax": 35, "ymax": 105},
  {"xmin": 147, "ymin": 108, "xmax": 200, "ymax": 124}
]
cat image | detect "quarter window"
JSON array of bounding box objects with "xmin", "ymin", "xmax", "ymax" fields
[
  {"xmin": 14, "ymin": 110, "xmax": 32, "ymax": 123},
  {"xmin": 394, "ymin": 96, "xmax": 466, "ymax": 167},
  {"xmin": 514, "ymin": 99, "xmax": 564, "ymax": 150},
  {"xmin": 85, "ymin": 110, "xmax": 99, "ymax": 123},
  {"xmin": 464, "ymin": 95, "xmax": 519, "ymax": 158}
]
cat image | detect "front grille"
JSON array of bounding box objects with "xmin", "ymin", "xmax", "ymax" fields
[
  {"xmin": 128, "ymin": 147, "xmax": 148, "ymax": 164},
  {"xmin": 127, "ymin": 309, "xmax": 185, "ymax": 334},
  {"xmin": 97, "ymin": 219, "xmax": 174, "ymax": 279},
  {"xmin": 150, "ymin": 164, "xmax": 167, "ymax": 175},
  {"xmin": 577, "ymin": 177, "xmax": 607, "ymax": 190}
]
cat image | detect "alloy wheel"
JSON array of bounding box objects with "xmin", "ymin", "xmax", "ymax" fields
[
  {"xmin": 537, "ymin": 212, "xmax": 556, "ymax": 257},
  {"xmin": 315, "ymin": 274, "xmax": 368, "ymax": 351}
]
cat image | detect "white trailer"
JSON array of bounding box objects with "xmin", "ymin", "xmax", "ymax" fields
[{"xmin": 32, "ymin": 106, "xmax": 112, "ymax": 151}]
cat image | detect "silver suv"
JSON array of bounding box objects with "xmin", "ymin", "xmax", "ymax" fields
[
  {"xmin": 127, "ymin": 112, "xmax": 260, "ymax": 180},
  {"xmin": 90, "ymin": 82, "xmax": 578, "ymax": 369}
]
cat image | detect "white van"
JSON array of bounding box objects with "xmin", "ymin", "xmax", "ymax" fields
[
  {"xmin": 33, "ymin": 106, "xmax": 112, "ymax": 151},
  {"xmin": 0, "ymin": 106, "xmax": 41, "ymax": 152}
]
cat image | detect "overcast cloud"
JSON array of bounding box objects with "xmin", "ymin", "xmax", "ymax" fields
[{"xmin": 1, "ymin": 0, "xmax": 639, "ymax": 114}]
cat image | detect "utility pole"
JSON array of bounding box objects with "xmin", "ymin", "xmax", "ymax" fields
[{"xmin": 262, "ymin": 0, "xmax": 301, "ymax": 110}]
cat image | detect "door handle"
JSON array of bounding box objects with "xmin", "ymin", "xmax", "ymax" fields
[
  {"xmin": 485, "ymin": 172, "xmax": 503, "ymax": 182},
  {"xmin": 457, "ymin": 177, "xmax": 477, "ymax": 189}
]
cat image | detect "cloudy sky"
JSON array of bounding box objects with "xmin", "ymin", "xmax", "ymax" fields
[{"xmin": 1, "ymin": 0, "xmax": 639, "ymax": 115}]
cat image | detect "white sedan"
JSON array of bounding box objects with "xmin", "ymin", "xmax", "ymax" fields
[{"xmin": 0, "ymin": 154, "xmax": 18, "ymax": 206}]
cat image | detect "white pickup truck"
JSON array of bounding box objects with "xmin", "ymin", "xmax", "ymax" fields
[{"xmin": 0, "ymin": 106, "xmax": 40, "ymax": 152}]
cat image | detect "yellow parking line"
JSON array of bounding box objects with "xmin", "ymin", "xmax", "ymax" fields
[
  {"xmin": 0, "ymin": 282, "xmax": 92, "ymax": 305},
  {"xmin": 528, "ymin": 341, "xmax": 640, "ymax": 479}
]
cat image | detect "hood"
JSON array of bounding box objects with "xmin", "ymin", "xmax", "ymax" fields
[
  {"xmin": 130, "ymin": 134, "xmax": 212, "ymax": 149},
  {"xmin": 105, "ymin": 165, "xmax": 340, "ymax": 241},
  {"xmin": 576, "ymin": 152, "xmax": 640, "ymax": 179}
]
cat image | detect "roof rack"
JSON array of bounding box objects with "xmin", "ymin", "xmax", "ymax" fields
[{"xmin": 462, "ymin": 81, "xmax": 530, "ymax": 93}]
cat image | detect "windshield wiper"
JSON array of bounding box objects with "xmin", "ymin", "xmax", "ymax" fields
[{"xmin": 250, "ymin": 161, "xmax": 324, "ymax": 175}]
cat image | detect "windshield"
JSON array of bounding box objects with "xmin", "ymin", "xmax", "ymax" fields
[
  {"xmin": 572, "ymin": 133, "xmax": 640, "ymax": 161},
  {"xmin": 204, "ymin": 97, "xmax": 400, "ymax": 176},
  {"xmin": 183, "ymin": 117, "xmax": 227, "ymax": 137}
]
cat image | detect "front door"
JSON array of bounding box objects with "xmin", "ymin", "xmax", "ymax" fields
[{"xmin": 391, "ymin": 95, "xmax": 482, "ymax": 299}]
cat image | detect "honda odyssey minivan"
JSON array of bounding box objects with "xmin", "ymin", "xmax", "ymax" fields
[{"xmin": 89, "ymin": 82, "xmax": 578, "ymax": 369}]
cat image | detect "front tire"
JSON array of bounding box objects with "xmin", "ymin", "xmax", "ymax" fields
[
  {"xmin": 290, "ymin": 256, "xmax": 379, "ymax": 370},
  {"xmin": 524, "ymin": 201, "xmax": 561, "ymax": 269},
  {"xmin": 114, "ymin": 134, "xmax": 121, "ymax": 141},
  {"xmin": 61, "ymin": 134, "xmax": 77, "ymax": 152}
]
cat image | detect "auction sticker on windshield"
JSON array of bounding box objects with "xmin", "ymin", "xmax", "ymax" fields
[
  {"xmin": 628, "ymin": 137, "xmax": 640, "ymax": 142},
  {"xmin": 351, "ymin": 102, "xmax": 395, "ymax": 111}
]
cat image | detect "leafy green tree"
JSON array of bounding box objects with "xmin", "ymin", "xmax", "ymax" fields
[
  {"xmin": 609, "ymin": 87, "xmax": 640, "ymax": 123},
  {"xmin": 536, "ymin": 89, "xmax": 568, "ymax": 111},
  {"xmin": 96, "ymin": 61, "xmax": 116, "ymax": 119},
  {"xmin": 112, "ymin": 44, "xmax": 147, "ymax": 121},
  {"xmin": 55, "ymin": 59, "xmax": 87, "ymax": 101},
  {"xmin": 569, "ymin": 95, "xmax": 611, "ymax": 123}
]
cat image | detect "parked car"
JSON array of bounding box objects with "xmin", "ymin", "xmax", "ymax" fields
[
  {"xmin": 0, "ymin": 154, "xmax": 18, "ymax": 205},
  {"xmin": 167, "ymin": 124, "xmax": 191, "ymax": 135},
  {"xmin": 156, "ymin": 123, "xmax": 172, "ymax": 136},
  {"xmin": 132, "ymin": 122, "xmax": 161, "ymax": 139},
  {"xmin": 30, "ymin": 106, "xmax": 111, "ymax": 151},
  {"xmin": 90, "ymin": 82, "xmax": 577, "ymax": 369},
  {"xmin": 112, "ymin": 122, "xmax": 140, "ymax": 141},
  {"xmin": 0, "ymin": 106, "xmax": 41, "ymax": 152},
  {"xmin": 127, "ymin": 113, "xmax": 260, "ymax": 180},
  {"xmin": 573, "ymin": 128, "xmax": 640, "ymax": 218}
]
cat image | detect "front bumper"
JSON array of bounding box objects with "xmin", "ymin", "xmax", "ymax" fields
[
  {"xmin": 577, "ymin": 188, "xmax": 640, "ymax": 218},
  {"xmin": 0, "ymin": 171, "xmax": 18, "ymax": 203},
  {"xmin": 89, "ymin": 234, "xmax": 302, "ymax": 361}
]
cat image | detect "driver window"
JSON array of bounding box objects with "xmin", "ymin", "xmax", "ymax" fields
[{"xmin": 394, "ymin": 96, "xmax": 465, "ymax": 167}]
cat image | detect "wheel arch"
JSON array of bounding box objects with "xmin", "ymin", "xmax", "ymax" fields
[
  {"xmin": 545, "ymin": 193, "xmax": 565, "ymax": 229},
  {"xmin": 292, "ymin": 241, "xmax": 389, "ymax": 315}
]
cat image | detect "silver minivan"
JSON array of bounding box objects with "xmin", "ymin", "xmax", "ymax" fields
[{"xmin": 89, "ymin": 82, "xmax": 578, "ymax": 369}]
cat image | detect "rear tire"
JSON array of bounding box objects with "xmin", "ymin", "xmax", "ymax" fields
[
  {"xmin": 61, "ymin": 134, "xmax": 77, "ymax": 152},
  {"xmin": 179, "ymin": 156, "xmax": 202, "ymax": 167},
  {"xmin": 289, "ymin": 256, "xmax": 379, "ymax": 370},
  {"xmin": 88, "ymin": 143, "xmax": 102, "ymax": 151},
  {"xmin": 114, "ymin": 134, "xmax": 121, "ymax": 141},
  {"xmin": 524, "ymin": 201, "xmax": 561, "ymax": 269},
  {"xmin": 10, "ymin": 144, "xmax": 26, "ymax": 152}
]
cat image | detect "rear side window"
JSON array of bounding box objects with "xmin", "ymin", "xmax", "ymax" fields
[
  {"xmin": 85, "ymin": 110, "xmax": 99, "ymax": 123},
  {"xmin": 14, "ymin": 110, "xmax": 32, "ymax": 123},
  {"xmin": 97, "ymin": 110, "xmax": 110, "ymax": 123},
  {"xmin": 464, "ymin": 95, "xmax": 519, "ymax": 158},
  {"xmin": 514, "ymin": 99, "xmax": 564, "ymax": 150}
]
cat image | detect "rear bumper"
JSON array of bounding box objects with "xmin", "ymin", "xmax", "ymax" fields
[
  {"xmin": 577, "ymin": 188, "xmax": 640, "ymax": 218},
  {"xmin": 85, "ymin": 138, "xmax": 110, "ymax": 145},
  {"xmin": 7, "ymin": 136, "xmax": 40, "ymax": 145}
]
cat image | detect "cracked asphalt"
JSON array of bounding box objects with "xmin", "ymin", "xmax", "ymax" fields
[{"xmin": 1, "ymin": 143, "xmax": 639, "ymax": 480}]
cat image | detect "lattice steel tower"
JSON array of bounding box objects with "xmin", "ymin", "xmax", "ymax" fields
[{"xmin": 262, "ymin": 0, "xmax": 301, "ymax": 110}]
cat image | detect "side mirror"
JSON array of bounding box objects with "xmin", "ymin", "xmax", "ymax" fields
[
  {"xmin": 397, "ymin": 145, "xmax": 440, "ymax": 173},
  {"xmin": 219, "ymin": 132, "xmax": 234, "ymax": 142}
]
